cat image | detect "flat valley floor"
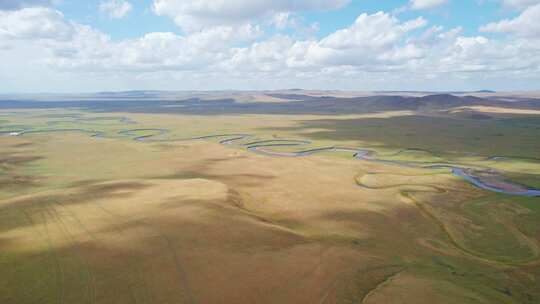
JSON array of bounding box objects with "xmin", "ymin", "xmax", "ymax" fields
[{"xmin": 1, "ymin": 102, "xmax": 540, "ymax": 303}]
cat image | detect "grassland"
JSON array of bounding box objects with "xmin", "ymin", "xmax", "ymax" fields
[{"xmin": 1, "ymin": 108, "xmax": 539, "ymax": 303}]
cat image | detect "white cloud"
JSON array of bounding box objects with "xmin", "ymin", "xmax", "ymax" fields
[
  {"xmin": 304, "ymin": 12, "xmax": 427, "ymax": 67},
  {"xmin": 271, "ymin": 12, "xmax": 294, "ymax": 30},
  {"xmin": 501, "ymin": 0, "xmax": 540, "ymax": 10},
  {"xmin": 270, "ymin": 12, "xmax": 320, "ymax": 37},
  {"xmin": 99, "ymin": 0, "xmax": 132, "ymax": 19},
  {"xmin": 151, "ymin": 0, "xmax": 350, "ymax": 32},
  {"xmin": 0, "ymin": 0, "xmax": 56, "ymax": 10},
  {"xmin": 410, "ymin": 0, "xmax": 448, "ymax": 10},
  {"xmin": 481, "ymin": 3, "xmax": 540, "ymax": 38},
  {"xmin": 1, "ymin": 6, "xmax": 540, "ymax": 92},
  {"xmin": 1, "ymin": 9, "xmax": 430, "ymax": 75},
  {"xmin": 0, "ymin": 7, "xmax": 74, "ymax": 40}
]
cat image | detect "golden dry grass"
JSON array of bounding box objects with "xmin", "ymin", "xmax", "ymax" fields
[
  {"xmin": 450, "ymin": 106, "xmax": 540, "ymax": 115},
  {"xmin": 1, "ymin": 111, "xmax": 540, "ymax": 303}
]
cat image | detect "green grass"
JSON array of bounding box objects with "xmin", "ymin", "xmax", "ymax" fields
[
  {"xmin": 504, "ymin": 173, "xmax": 540, "ymax": 188},
  {"xmin": 457, "ymin": 194, "xmax": 538, "ymax": 262},
  {"xmin": 267, "ymin": 115, "xmax": 540, "ymax": 159},
  {"xmin": 410, "ymin": 256, "xmax": 535, "ymax": 304}
]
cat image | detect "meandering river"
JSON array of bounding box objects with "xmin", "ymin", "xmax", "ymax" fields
[{"xmin": 4, "ymin": 123, "xmax": 539, "ymax": 197}]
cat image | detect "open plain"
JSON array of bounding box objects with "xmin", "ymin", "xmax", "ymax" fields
[{"xmin": 1, "ymin": 91, "xmax": 540, "ymax": 303}]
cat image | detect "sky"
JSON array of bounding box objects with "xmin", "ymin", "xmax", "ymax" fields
[{"xmin": 1, "ymin": 0, "xmax": 540, "ymax": 93}]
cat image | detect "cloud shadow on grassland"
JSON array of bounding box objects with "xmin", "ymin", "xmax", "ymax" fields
[
  {"xmin": 0, "ymin": 180, "xmax": 152, "ymax": 234},
  {"xmin": 256, "ymin": 115, "xmax": 540, "ymax": 158}
]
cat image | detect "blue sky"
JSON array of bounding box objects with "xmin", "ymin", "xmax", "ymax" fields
[
  {"xmin": 0, "ymin": 0, "xmax": 539, "ymax": 92},
  {"xmin": 57, "ymin": 0, "xmax": 176, "ymax": 39},
  {"xmin": 55, "ymin": 0, "xmax": 519, "ymax": 40}
]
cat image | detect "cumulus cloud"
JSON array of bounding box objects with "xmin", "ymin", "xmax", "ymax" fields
[
  {"xmin": 271, "ymin": 12, "xmax": 295, "ymax": 30},
  {"xmin": 304, "ymin": 12, "xmax": 427, "ymax": 67},
  {"xmin": 151, "ymin": 0, "xmax": 350, "ymax": 32},
  {"xmin": 0, "ymin": 7, "xmax": 74, "ymax": 40},
  {"xmin": 0, "ymin": 0, "xmax": 56, "ymax": 10},
  {"xmin": 409, "ymin": 0, "xmax": 448, "ymax": 10},
  {"xmin": 501, "ymin": 0, "xmax": 540, "ymax": 10},
  {"xmin": 481, "ymin": 3, "xmax": 540, "ymax": 38},
  {"xmin": 1, "ymin": 9, "xmax": 429, "ymax": 74},
  {"xmin": 42, "ymin": 25, "xmax": 245, "ymax": 72},
  {"xmin": 1, "ymin": 5, "xmax": 540, "ymax": 91},
  {"xmin": 99, "ymin": 0, "xmax": 132, "ymax": 19}
]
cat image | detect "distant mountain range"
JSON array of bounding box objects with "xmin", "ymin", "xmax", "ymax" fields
[
  {"xmin": 372, "ymin": 90, "xmax": 496, "ymax": 94},
  {"xmin": 263, "ymin": 93, "xmax": 539, "ymax": 112},
  {"xmin": 1, "ymin": 92, "xmax": 539, "ymax": 115}
]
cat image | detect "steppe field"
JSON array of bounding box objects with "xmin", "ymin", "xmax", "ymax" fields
[{"xmin": 1, "ymin": 91, "xmax": 540, "ymax": 304}]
